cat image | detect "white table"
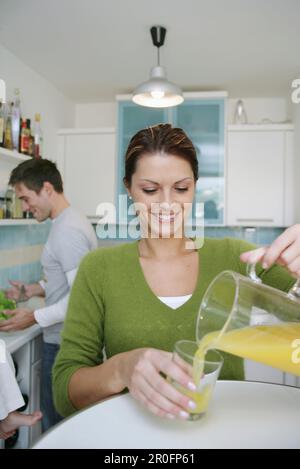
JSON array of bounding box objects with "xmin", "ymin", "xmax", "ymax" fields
[{"xmin": 33, "ymin": 381, "xmax": 300, "ymax": 449}]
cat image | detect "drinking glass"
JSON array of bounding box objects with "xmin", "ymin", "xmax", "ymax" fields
[{"xmin": 172, "ymin": 340, "xmax": 223, "ymax": 421}]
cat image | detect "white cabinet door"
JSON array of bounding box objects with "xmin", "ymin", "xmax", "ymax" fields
[
  {"xmin": 12, "ymin": 343, "xmax": 31, "ymax": 449},
  {"xmin": 227, "ymin": 131, "xmax": 285, "ymax": 226},
  {"xmin": 58, "ymin": 130, "xmax": 115, "ymax": 218},
  {"xmin": 29, "ymin": 359, "xmax": 42, "ymax": 447}
]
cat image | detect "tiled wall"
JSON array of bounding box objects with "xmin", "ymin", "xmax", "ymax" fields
[
  {"xmin": 96, "ymin": 225, "xmax": 286, "ymax": 247},
  {"xmin": 0, "ymin": 222, "xmax": 51, "ymax": 289},
  {"xmin": 203, "ymin": 226, "xmax": 285, "ymax": 246},
  {"xmin": 0, "ymin": 223, "xmax": 286, "ymax": 290}
]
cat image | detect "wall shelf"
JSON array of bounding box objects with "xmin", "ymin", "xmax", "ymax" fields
[
  {"xmin": 0, "ymin": 147, "xmax": 31, "ymax": 164},
  {"xmin": 0, "ymin": 219, "xmax": 37, "ymax": 226}
]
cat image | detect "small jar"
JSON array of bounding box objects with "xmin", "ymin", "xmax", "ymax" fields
[{"xmin": 0, "ymin": 197, "xmax": 5, "ymax": 219}]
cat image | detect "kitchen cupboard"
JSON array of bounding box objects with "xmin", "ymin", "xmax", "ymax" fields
[
  {"xmin": 173, "ymin": 98, "xmax": 225, "ymax": 225},
  {"xmin": 57, "ymin": 128, "xmax": 116, "ymax": 220},
  {"xmin": 117, "ymin": 92, "xmax": 227, "ymax": 226},
  {"xmin": 28, "ymin": 334, "xmax": 42, "ymax": 446},
  {"xmin": 227, "ymin": 124, "xmax": 294, "ymax": 227}
]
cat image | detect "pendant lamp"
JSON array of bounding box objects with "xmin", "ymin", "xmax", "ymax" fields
[{"xmin": 132, "ymin": 26, "xmax": 184, "ymax": 108}]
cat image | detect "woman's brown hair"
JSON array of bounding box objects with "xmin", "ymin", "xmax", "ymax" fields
[{"xmin": 123, "ymin": 123, "xmax": 198, "ymax": 186}]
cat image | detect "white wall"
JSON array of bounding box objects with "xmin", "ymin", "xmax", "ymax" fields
[
  {"xmin": 0, "ymin": 43, "xmax": 75, "ymax": 161},
  {"xmin": 75, "ymin": 97, "xmax": 290, "ymax": 128},
  {"xmin": 75, "ymin": 102, "xmax": 116, "ymax": 128}
]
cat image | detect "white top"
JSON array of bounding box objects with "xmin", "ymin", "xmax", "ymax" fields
[
  {"xmin": 32, "ymin": 381, "xmax": 300, "ymax": 449},
  {"xmin": 157, "ymin": 294, "xmax": 192, "ymax": 309}
]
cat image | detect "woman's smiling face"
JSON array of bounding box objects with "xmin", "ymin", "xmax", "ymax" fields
[{"xmin": 128, "ymin": 152, "xmax": 196, "ymax": 238}]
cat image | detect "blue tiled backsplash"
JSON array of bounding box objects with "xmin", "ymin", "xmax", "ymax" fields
[
  {"xmin": 204, "ymin": 226, "xmax": 285, "ymax": 246},
  {"xmin": 0, "ymin": 223, "xmax": 285, "ymax": 290},
  {"xmin": 96, "ymin": 226, "xmax": 286, "ymax": 247},
  {"xmin": 0, "ymin": 222, "xmax": 51, "ymax": 290}
]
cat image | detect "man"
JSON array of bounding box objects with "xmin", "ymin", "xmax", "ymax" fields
[{"xmin": 0, "ymin": 159, "xmax": 98, "ymax": 431}]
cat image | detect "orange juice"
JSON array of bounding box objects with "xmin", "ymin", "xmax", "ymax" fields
[
  {"xmin": 196, "ymin": 323, "xmax": 300, "ymax": 376},
  {"xmin": 174, "ymin": 383, "xmax": 213, "ymax": 414}
]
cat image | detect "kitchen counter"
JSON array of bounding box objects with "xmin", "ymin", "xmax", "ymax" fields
[{"xmin": 0, "ymin": 323, "xmax": 41, "ymax": 354}]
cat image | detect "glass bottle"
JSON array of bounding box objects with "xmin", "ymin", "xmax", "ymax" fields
[
  {"xmin": 0, "ymin": 102, "xmax": 5, "ymax": 147},
  {"xmin": 233, "ymin": 99, "xmax": 248, "ymax": 125},
  {"xmin": 28, "ymin": 129, "xmax": 34, "ymax": 157},
  {"xmin": 20, "ymin": 118, "xmax": 29, "ymax": 154},
  {"xmin": 0, "ymin": 197, "xmax": 5, "ymax": 219},
  {"xmin": 13, "ymin": 191, "xmax": 23, "ymax": 218},
  {"xmin": 26, "ymin": 119, "xmax": 32, "ymax": 156},
  {"xmin": 11, "ymin": 88, "xmax": 21, "ymax": 151},
  {"xmin": 4, "ymin": 185, "xmax": 14, "ymax": 219},
  {"xmin": 34, "ymin": 113, "xmax": 43, "ymax": 159},
  {"xmin": 4, "ymin": 102, "xmax": 13, "ymax": 150}
]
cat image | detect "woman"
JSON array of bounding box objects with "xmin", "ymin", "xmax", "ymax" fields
[{"xmin": 53, "ymin": 124, "xmax": 299, "ymax": 420}]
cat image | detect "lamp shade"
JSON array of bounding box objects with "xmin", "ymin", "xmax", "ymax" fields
[{"xmin": 132, "ymin": 66, "xmax": 184, "ymax": 108}]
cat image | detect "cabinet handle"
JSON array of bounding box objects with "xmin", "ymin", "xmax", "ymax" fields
[{"xmin": 236, "ymin": 218, "xmax": 274, "ymax": 223}]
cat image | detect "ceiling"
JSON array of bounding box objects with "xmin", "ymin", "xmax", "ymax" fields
[{"xmin": 0, "ymin": 0, "xmax": 299, "ymax": 102}]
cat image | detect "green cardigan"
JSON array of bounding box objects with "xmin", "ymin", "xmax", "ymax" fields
[{"xmin": 53, "ymin": 237, "xmax": 295, "ymax": 417}]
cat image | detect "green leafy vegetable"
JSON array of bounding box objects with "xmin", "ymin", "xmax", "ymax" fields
[
  {"xmin": 0, "ymin": 312, "xmax": 9, "ymax": 320},
  {"xmin": 0, "ymin": 291, "xmax": 16, "ymax": 320}
]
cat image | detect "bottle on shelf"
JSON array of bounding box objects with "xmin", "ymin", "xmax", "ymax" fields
[
  {"xmin": 13, "ymin": 192, "xmax": 23, "ymax": 218},
  {"xmin": 0, "ymin": 197, "xmax": 5, "ymax": 219},
  {"xmin": 28, "ymin": 128, "xmax": 34, "ymax": 157},
  {"xmin": 4, "ymin": 102, "xmax": 13, "ymax": 150},
  {"xmin": 4, "ymin": 185, "xmax": 23, "ymax": 219},
  {"xmin": 4, "ymin": 185, "xmax": 14, "ymax": 219},
  {"xmin": 0, "ymin": 101, "xmax": 5, "ymax": 147},
  {"xmin": 11, "ymin": 88, "xmax": 21, "ymax": 151},
  {"xmin": 0, "ymin": 83, "xmax": 45, "ymax": 157},
  {"xmin": 26, "ymin": 119, "xmax": 33, "ymax": 157},
  {"xmin": 33, "ymin": 113, "xmax": 43, "ymax": 159},
  {"xmin": 233, "ymin": 99, "xmax": 248, "ymax": 125},
  {"xmin": 19, "ymin": 118, "xmax": 30, "ymax": 154}
]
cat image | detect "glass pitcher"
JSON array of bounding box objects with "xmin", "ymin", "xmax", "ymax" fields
[{"xmin": 196, "ymin": 262, "xmax": 300, "ymax": 376}]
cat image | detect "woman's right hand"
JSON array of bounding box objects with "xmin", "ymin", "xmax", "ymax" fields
[{"xmin": 118, "ymin": 348, "xmax": 197, "ymax": 420}]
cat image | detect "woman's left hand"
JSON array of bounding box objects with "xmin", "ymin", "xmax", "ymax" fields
[{"xmin": 240, "ymin": 224, "xmax": 300, "ymax": 278}]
